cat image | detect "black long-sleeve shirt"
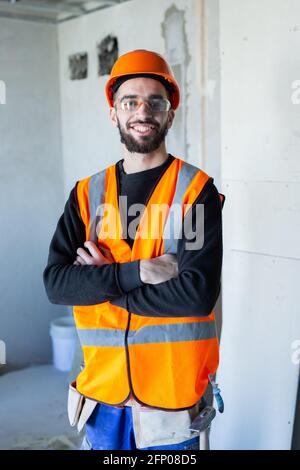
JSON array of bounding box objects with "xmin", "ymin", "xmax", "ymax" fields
[{"xmin": 43, "ymin": 154, "xmax": 223, "ymax": 317}]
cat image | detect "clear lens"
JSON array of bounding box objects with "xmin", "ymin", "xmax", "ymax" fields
[
  {"xmin": 148, "ymin": 99, "xmax": 171, "ymax": 112},
  {"xmin": 119, "ymin": 97, "xmax": 171, "ymax": 112},
  {"xmin": 120, "ymin": 99, "xmax": 139, "ymax": 111}
]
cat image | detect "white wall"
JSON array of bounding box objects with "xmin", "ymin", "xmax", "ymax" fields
[
  {"xmin": 0, "ymin": 18, "xmax": 65, "ymax": 365},
  {"xmin": 203, "ymin": 0, "xmax": 221, "ymax": 187},
  {"xmin": 0, "ymin": 0, "xmax": 222, "ymax": 367},
  {"xmin": 210, "ymin": 0, "xmax": 300, "ymax": 449},
  {"xmin": 3, "ymin": 0, "xmax": 298, "ymax": 450},
  {"xmin": 57, "ymin": 0, "xmax": 210, "ymax": 196}
]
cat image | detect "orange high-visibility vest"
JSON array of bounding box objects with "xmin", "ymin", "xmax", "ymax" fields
[{"xmin": 74, "ymin": 157, "xmax": 219, "ymax": 410}]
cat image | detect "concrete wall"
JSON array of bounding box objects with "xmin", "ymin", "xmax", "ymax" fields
[
  {"xmin": 0, "ymin": 18, "xmax": 65, "ymax": 366},
  {"xmin": 210, "ymin": 0, "xmax": 300, "ymax": 449},
  {"xmin": 57, "ymin": 0, "xmax": 213, "ymax": 196}
]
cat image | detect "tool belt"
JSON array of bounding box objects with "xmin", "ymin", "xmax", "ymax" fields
[{"xmin": 67, "ymin": 381, "xmax": 200, "ymax": 446}]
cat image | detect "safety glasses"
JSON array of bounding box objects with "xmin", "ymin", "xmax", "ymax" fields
[{"xmin": 115, "ymin": 96, "xmax": 171, "ymax": 113}]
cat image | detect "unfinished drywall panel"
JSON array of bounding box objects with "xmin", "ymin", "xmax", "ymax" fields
[
  {"xmin": 220, "ymin": 0, "xmax": 300, "ymax": 183},
  {"xmin": 212, "ymin": 0, "xmax": 300, "ymax": 449},
  {"xmin": 211, "ymin": 250, "xmax": 300, "ymax": 449},
  {"xmin": 57, "ymin": 0, "xmax": 206, "ymax": 195},
  {"xmin": 0, "ymin": 18, "xmax": 65, "ymax": 365},
  {"xmin": 223, "ymin": 181, "xmax": 300, "ymax": 260}
]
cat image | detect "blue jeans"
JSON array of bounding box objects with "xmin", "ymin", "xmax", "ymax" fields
[{"xmin": 82, "ymin": 403, "xmax": 199, "ymax": 450}]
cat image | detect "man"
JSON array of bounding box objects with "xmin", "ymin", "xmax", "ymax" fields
[{"xmin": 43, "ymin": 49, "xmax": 223, "ymax": 450}]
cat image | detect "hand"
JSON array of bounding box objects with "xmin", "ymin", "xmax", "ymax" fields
[
  {"xmin": 140, "ymin": 254, "xmax": 178, "ymax": 284},
  {"xmin": 73, "ymin": 241, "xmax": 114, "ymax": 266}
]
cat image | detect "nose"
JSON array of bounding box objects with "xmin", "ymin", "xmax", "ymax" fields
[{"xmin": 134, "ymin": 101, "xmax": 154, "ymax": 118}]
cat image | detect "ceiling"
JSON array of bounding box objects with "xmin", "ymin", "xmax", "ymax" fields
[{"xmin": 0, "ymin": 0, "xmax": 130, "ymax": 24}]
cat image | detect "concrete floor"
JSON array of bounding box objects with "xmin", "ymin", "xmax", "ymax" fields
[{"xmin": 0, "ymin": 365, "xmax": 83, "ymax": 450}]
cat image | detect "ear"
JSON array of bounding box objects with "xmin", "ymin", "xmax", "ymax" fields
[
  {"xmin": 166, "ymin": 109, "xmax": 175, "ymax": 129},
  {"xmin": 109, "ymin": 106, "xmax": 118, "ymax": 128}
]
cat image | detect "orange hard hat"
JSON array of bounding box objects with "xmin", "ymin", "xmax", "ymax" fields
[{"xmin": 105, "ymin": 49, "xmax": 180, "ymax": 110}]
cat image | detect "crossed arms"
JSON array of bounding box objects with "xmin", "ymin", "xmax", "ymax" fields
[{"xmin": 43, "ymin": 180, "xmax": 223, "ymax": 317}]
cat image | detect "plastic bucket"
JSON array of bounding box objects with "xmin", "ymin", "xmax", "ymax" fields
[{"xmin": 50, "ymin": 316, "xmax": 77, "ymax": 371}]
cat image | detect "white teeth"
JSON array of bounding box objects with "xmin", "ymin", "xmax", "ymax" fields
[{"xmin": 131, "ymin": 125, "xmax": 155, "ymax": 133}]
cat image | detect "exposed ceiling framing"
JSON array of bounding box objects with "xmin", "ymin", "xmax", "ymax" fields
[{"xmin": 0, "ymin": 0, "xmax": 130, "ymax": 24}]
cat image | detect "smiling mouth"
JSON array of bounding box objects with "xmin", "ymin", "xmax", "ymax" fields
[{"xmin": 129, "ymin": 124, "xmax": 157, "ymax": 135}]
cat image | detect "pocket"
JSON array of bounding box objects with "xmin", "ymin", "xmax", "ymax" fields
[
  {"xmin": 67, "ymin": 381, "xmax": 97, "ymax": 432},
  {"xmin": 77, "ymin": 397, "xmax": 97, "ymax": 432},
  {"xmin": 132, "ymin": 405, "xmax": 200, "ymax": 449},
  {"xmin": 68, "ymin": 381, "xmax": 84, "ymax": 427}
]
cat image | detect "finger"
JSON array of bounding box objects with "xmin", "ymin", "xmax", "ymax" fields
[
  {"xmin": 73, "ymin": 260, "xmax": 80, "ymax": 266},
  {"xmin": 76, "ymin": 255, "xmax": 86, "ymax": 265},
  {"xmin": 85, "ymin": 242, "xmax": 114, "ymax": 264},
  {"xmin": 84, "ymin": 241, "xmax": 103, "ymax": 259},
  {"xmin": 76, "ymin": 248, "xmax": 92, "ymax": 264}
]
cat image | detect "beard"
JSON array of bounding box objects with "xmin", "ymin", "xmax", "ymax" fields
[{"xmin": 116, "ymin": 117, "xmax": 169, "ymax": 154}]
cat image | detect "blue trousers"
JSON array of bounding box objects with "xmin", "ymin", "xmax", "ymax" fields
[{"xmin": 83, "ymin": 403, "xmax": 199, "ymax": 450}]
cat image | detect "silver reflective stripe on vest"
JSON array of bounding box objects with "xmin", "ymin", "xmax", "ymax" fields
[
  {"xmin": 163, "ymin": 162, "xmax": 199, "ymax": 254},
  {"xmin": 77, "ymin": 328, "xmax": 126, "ymax": 347},
  {"xmin": 128, "ymin": 321, "xmax": 217, "ymax": 345},
  {"xmin": 88, "ymin": 169, "xmax": 106, "ymax": 243},
  {"xmin": 77, "ymin": 321, "xmax": 217, "ymax": 347}
]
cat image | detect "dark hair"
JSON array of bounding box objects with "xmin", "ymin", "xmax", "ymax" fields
[{"xmin": 112, "ymin": 73, "xmax": 173, "ymax": 102}]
